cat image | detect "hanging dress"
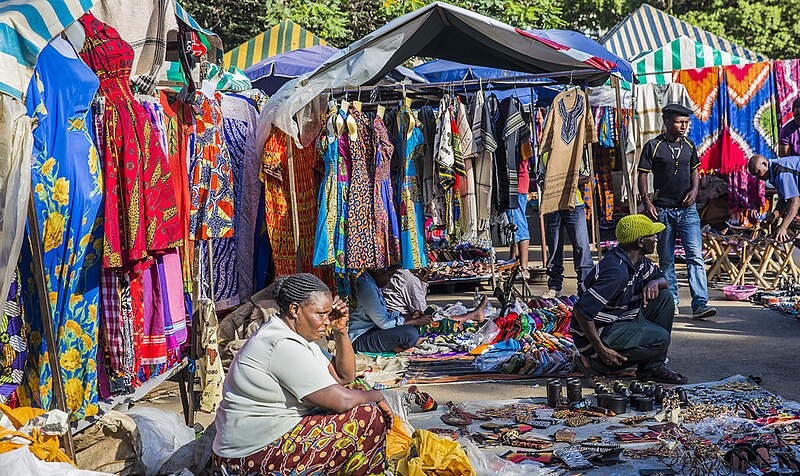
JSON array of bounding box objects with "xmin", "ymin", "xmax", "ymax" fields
[
  {"xmin": 312, "ymin": 110, "xmax": 340, "ymax": 268},
  {"xmin": 373, "ymin": 115, "xmax": 400, "ymax": 268},
  {"xmin": 22, "ymin": 38, "xmax": 104, "ymax": 419},
  {"xmin": 345, "ymin": 107, "xmax": 377, "ymax": 270},
  {"xmin": 78, "ymin": 12, "xmax": 181, "ymax": 271},
  {"xmin": 397, "ymin": 107, "xmax": 428, "ymax": 269},
  {"xmin": 221, "ymin": 93, "xmax": 263, "ymax": 302},
  {"xmin": 335, "ymin": 109, "xmax": 351, "ymax": 273}
]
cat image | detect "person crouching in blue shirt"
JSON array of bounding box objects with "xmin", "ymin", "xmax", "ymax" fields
[
  {"xmin": 348, "ymin": 268, "xmax": 432, "ymax": 353},
  {"xmin": 571, "ymin": 214, "xmax": 688, "ymax": 384},
  {"xmin": 749, "ymin": 154, "xmax": 800, "ymax": 243}
]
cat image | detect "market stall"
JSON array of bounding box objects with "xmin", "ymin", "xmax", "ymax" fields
[{"xmin": 0, "ymin": 0, "xmax": 283, "ymax": 466}]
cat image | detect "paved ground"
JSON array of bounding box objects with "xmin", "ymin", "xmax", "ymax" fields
[{"xmin": 136, "ymin": 247, "xmax": 800, "ymax": 430}]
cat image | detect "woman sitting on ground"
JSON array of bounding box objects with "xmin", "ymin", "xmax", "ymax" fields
[{"xmin": 212, "ymin": 273, "xmax": 392, "ymax": 475}]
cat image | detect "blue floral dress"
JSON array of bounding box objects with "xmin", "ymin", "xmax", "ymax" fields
[{"xmin": 21, "ymin": 39, "xmax": 104, "ymax": 420}]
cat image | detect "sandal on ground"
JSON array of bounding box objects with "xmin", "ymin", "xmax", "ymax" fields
[{"xmin": 637, "ymin": 366, "xmax": 688, "ymax": 384}]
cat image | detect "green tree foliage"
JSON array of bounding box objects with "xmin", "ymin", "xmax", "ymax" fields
[
  {"xmin": 182, "ymin": 0, "xmax": 565, "ymax": 50},
  {"xmin": 559, "ymin": 0, "xmax": 800, "ymax": 59},
  {"xmin": 183, "ymin": 0, "xmax": 800, "ymax": 59}
]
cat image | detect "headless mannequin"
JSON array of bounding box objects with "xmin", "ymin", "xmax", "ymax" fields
[
  {"xmin": 52, "ymin": 22, "xmax": 84, "ymax": 59},
  {"xmin": 339, "ymin": 100, "xmax": 358, "ymax": 141},
  {"xmin": 60, "ymin": 22, "xmax": 85, "ymax": 56},
  {"xmin": 403, "ymin": 97, "xmax": 415, "ymax": 139},
  {"xmin": 326, "ymin": 100, "xmax": 338, "ymax": 137}
]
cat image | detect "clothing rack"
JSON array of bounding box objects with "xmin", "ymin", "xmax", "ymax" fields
[{"xmin": 327, "ymin": 69, "xmax": 604, "ymax": 98}]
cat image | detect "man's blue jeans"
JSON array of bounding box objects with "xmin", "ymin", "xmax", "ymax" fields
[
  {"xmin": 544, "ymin": 205, "xmax": 594, "ymax": 292},
  {"xmin": 657, "ymin": 206, "xmax": 708, "ymax": 310}
]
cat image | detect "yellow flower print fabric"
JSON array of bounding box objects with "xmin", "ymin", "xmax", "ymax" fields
[{"xmin": 18, "ymin": 42, "xmax": 104, "ymax": 420}]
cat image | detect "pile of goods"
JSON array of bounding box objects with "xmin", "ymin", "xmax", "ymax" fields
[
  {"xmin": 405, "ymin": 297, "xmax": 578, "ymax": 382},
  {"xmin": 406, "ymin": 376, "xmax": 800, "ymax": 475}
]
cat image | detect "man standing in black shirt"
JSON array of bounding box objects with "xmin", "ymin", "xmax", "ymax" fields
[{"xmin": 638, "ymin": 104, "xmax": 716, "ymax": 320}]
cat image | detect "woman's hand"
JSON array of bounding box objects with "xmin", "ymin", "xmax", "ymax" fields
[
  {"xmin": 376, "ymin": 398, "xmax": 394, "ymax": 430},
  {"xmin": 329, "ymin": 296, "xmax": 349, "ymax": 335}
]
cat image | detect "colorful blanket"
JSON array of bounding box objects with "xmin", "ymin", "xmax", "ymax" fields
[
  {"xmin": 775, "ymin": 59, "xmax": 800, "ymax": 127},
  {"xmin": 674, "ymin": 67, "xmax": 724, "ymax": 172},
  {"xmin": 721, "ymin": 63, "xmax": 778, "ymax": 172}
]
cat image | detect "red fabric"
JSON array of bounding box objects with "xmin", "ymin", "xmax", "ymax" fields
[
  {"xmin": 79, "ymin": 12, "xmax": 182, "ymax": 271},
  {"xmin": 159, "ymin": 94, "xmax": 195, "ymax": 292}
]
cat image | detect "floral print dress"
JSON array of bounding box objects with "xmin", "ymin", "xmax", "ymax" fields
[{"xmin": 21, "ymin": 39, "xmax": 104, "ymax": 419}]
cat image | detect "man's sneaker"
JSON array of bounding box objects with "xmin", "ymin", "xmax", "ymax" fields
[
  {"xmin": 542, "ymin": 289, "xmax": 558, "ymax": 299},
  {"xmin": 674, "ymin": 306, "xmax": 679, "ymax": 317},
  {"xmin": 692, "ymin": 305, "xmax": 717, "ymax": 320}
]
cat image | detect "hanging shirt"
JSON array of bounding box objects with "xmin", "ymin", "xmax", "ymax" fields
[{"xmin": 539, "ymin": 89, "xmax": 597, "ymax": 214}]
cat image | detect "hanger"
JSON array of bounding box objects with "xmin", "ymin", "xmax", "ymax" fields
[{"xmin": 353, "ymin": 86, "xmax": 363, "ymax": 112}]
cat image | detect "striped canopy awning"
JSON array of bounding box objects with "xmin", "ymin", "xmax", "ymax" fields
[
  {"xmin": 601, "ymin": 3, "xmax": 766, "ymax": 63},
  {"xmin": 0, "ymin": 0, "xmax": 98, "ymax": 100},
  {"xmin": 634, "ymin": 36, "xmax": 750, "ymax": 84},
  {"xmin": 224, "ymin": 20, "xmax": 325, "ymax": 70}
]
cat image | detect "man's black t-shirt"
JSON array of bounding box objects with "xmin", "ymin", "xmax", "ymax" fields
[{"xmin": 638, "ymin": 134, "xmax": 700, "ymax": 209}]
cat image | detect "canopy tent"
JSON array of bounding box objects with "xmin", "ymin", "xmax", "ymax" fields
[
  {"xmin": 0, "ymin": 0, "xmax": 99, "ymax": 100},
  {"xmin": 258, "ymin": 1, "xmax": 626, "ymax": 146},
  {"xmin": 413, "ymin": 59, "xmax": 561, "ymax": 105},
  {"xmin": 245, "ymin": 44, "xmax": 426, "ymax": 95},
  {"xmin": 632, "ymin": 36, "xmax": 750, "ymax": 84},
  {"xmin": 525, "ymin": 29, "xmax": 633, "ymax": 83},
  {"xmin": 224, "ymin": 20, "xmax": 326, "ymax": 71},
  {"xmin": 600, "ymin": 3, "xmax": 765, "ymax": 63}
]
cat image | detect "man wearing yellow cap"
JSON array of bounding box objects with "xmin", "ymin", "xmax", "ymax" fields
[{"xmin": 571, "ymin": 214, "xmax": 687, "ymax": 384}]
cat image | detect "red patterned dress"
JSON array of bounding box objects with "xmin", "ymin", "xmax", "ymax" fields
[
  {"xmin": 79, "ymin": 11, "xmax": 182, "ymax": 271},
  {"xmin": 79, "ymin": 12, "xmax": 181, "ymax": 373}
]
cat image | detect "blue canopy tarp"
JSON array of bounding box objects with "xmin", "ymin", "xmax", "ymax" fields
[{"xmin": 413, "ymin": 60, "xmax": 562, "ymax": 105}]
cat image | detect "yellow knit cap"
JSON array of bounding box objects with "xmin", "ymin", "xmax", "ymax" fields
[{"xmin": 615, "ymin": 214, "xmax": 666, "ymax": 244}]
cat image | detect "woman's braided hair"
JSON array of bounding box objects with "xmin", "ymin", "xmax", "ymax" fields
[{"xmin": 271, "ymin": 273, "xmax": 330, "ymax": 315}]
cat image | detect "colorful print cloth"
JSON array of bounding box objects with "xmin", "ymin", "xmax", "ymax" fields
[
  {"xmin": 22, "ymin": 40, "xmax": 104, "ymax": 420},
  {"xmin": 79, "ymin": 12, "xmax": 182, "ymax": 271},
  {"xmin": 0, "ymin": 276, "xmax": 25, "ymax": 403},
  {"xmin": 397, "ymin": 108, "xmax": 428, "ymax": 270},
  {"xmin": 720, "ymin": 63, "xmax": 779, "ymax": 171},
  {"xmin": 775, "ymin": 59, "xmax": 800, "ymax": 126},
  {"xmin": 674, "ymin": 67, "xmax": 724, "ymax": 172},
  {"xmin": 191, "ymin": 91, "xmax": 236, "ymax": 240},
  {"xmin": 313, "ymin": 110, "xmax": 345, "ymax": 270},
  {"xmin": 212, "ymin": 403, "xmax": 387, "ymax": 476}
]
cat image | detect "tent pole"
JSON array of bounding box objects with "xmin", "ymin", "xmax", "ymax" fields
[
  {"xmin": 526, "ymin": 97, "xmax": 548, "ymax": 268},
  {"xmin": 586, "ymin": 144, "xmax": 603, "ymax": 261},
  {"xmin": 26, "ymin": 190, "xmax": 76, "ymax": 461},
  {"xmin": 612, "ymin": 77, "xmax": 636, "ymax": 213},
  {"xmin": 286, "ymin": 133, "xmax": 302, "ymax": 273}
]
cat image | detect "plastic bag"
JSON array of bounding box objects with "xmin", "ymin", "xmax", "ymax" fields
[
  {"xmin": 460, "ymin": 438, "xmax": 553, "ymax": 476},
  {"xmin": 0, "ymin": 447, "xmax": 113, "ymax": 475},
  {"xmin": 469, "ymin": 319, "xmax": 500, "ymax": 350},
  {"xmin": 125, "ymin": 407, "xmax": 195, "ymax": 476}
]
